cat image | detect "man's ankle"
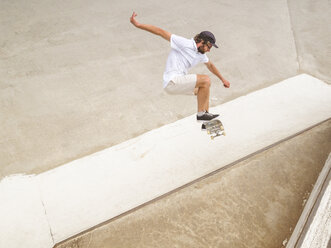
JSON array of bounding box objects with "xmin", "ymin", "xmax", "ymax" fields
[{"xmin": 197, "ymin": 111, "xmax": 206, "ymax": 117}]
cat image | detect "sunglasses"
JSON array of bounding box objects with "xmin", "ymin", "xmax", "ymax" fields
[{"xmin": 204, "ymin": 41, "xmax": 212, "ymax": 49}]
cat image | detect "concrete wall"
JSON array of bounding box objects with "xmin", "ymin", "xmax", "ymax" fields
[{"xmin": 288, "ymin": 0, "xmax": 331, "ymax": 83}]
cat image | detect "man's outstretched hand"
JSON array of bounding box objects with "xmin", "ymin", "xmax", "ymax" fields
[
  {"xmin": 130, "ymin": 12, "xmax": 140, "ymax": 27},
  {"xmin": 223, "ymin": 79, "xmax": 230, "ymax": 88}
]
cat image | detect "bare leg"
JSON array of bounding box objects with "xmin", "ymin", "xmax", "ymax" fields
[{"xmin": 195, "ymin": 75, "xmax": 211, "ymax": 112}]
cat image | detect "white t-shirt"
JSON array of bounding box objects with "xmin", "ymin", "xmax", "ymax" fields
[{"xmin": 163, "ymin": 34, "xmax": 209, "ymax": 88}]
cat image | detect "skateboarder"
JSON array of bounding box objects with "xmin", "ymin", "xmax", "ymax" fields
[{"xmin": 130, "ymin": 12, "xmax": 230, "ymax": 121}]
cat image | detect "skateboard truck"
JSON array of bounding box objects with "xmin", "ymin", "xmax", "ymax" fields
[{"xmin": 203, "ymin": 119, "xmax": 226, "ymax": 140}]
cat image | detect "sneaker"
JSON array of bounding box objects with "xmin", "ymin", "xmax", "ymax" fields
[
  {"xmin": 206, "ymin": 111, "xmax": 219, "ymax": 119},
  {"xmin": 197, "ymin": 111, "xmax": 219, "ymax": 121}
]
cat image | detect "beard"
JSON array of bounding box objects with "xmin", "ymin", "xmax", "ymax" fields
[{"xmin": 198, "ymin": 46, "xmax": 205, "ymax": 54}]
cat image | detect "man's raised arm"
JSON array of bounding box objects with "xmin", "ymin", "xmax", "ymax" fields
[{"xmin": 130, "ymin": 12, "xmax": 171, "ymax": 41}]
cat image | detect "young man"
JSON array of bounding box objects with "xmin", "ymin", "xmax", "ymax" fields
[{"xmin": 130, "ymin": 12, "xmax": 230, "ymax": 121}]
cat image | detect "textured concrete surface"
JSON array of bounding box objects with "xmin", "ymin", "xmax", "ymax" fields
[
  {"xmin": 1, "ymin": 0, "xmax": 330, "ymax": 247},
  {"xmin": 1, "ymin": 0, "xmax": 330, "ymax": 179},
  {"xmin": 56, "ymin": 120, "xmax": 331, "ymax": 248}
]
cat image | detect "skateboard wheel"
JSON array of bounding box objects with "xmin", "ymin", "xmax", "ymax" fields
[
  {"xmin": 223, "ymin": 132, "xmax": 226, "ymax": 136},
  {"xmin": 207, "ymin": 130, "xmax": 211, "ymax": 134},
  {"xmin": 211, "ymin": 136, "xmax": 214, "ymax": 140},
  {"xmin": 220, "ymin": 126, "xmax": 224, "ymax": 131}
]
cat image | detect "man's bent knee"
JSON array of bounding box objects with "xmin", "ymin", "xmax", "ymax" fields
[{"xmin": 196, "ymin": 75, "xmax": 211, "ymax": 88}]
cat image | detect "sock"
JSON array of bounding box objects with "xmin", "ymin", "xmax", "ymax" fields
[{"xmin": 197, "ymin": 111, "xmax": 206, "ymax": 117}]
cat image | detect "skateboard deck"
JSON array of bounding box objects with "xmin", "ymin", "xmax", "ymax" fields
[{"xmin": 202, "ymin": 119, "xmax": 226, "ymax": 139}]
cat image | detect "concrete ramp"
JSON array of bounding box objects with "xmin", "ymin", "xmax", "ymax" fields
[{"xmin": 1, "ymin": 74, "xmax": 330, "ymax": 247}]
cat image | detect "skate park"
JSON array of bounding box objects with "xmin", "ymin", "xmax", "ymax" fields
[{"xmin": 1, "ymin": 0, "xmax": 330, "ymax": 247}]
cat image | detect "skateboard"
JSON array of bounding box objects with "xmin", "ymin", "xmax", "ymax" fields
[{"xmin": 202, "ymin": 119, "xmax": 226, "ymax": 140}]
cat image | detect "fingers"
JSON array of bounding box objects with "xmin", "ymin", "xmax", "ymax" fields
[
  {"xmin": 130, "ymin": 12, "xmax": 136, "ymax": 24},
  {"xmin": 130, "ymin": 11, "xmax": 138, "ymax": 25}
]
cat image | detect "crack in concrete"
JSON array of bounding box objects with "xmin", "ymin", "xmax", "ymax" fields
[
  {"xmin": 36, "ymin": 179, "xmax": 55, "ymax": 247},
  {"xmin": 286, "ymin": 0, "xmax": 301, "ymax": 73}
]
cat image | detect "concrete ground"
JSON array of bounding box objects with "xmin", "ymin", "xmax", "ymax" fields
[
  {"xmin": 1, "ymin": 0, "xmax": 330, "ymax": 179},
  {"xmin": 56, "ymin": 120, "xmax": 331, "ymax": 248},
  {"xmin": 1, "ymin": 0, "xmax": 330, "ymax": 247}
]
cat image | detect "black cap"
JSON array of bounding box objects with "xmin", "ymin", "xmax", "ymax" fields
[{"xmin": 200, "ymin": 31, "xmax": 218, "ymax": 48}]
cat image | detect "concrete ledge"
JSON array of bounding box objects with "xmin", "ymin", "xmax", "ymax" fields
[
  {"xmin": 1, "ymin": 74, "xmax": 330, "ymax": 247},
  {"xmin": 55, "ymin": 120, "xmax": 331, "ymax": 248},
  {"xmin": 0, "ymin": 175, "xmax": 53, "ymax": 247}
]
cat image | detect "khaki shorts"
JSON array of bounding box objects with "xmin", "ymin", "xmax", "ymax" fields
[{"xmin": 164, "ymin": 74, "xmax": 197, "ymax": 95}]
